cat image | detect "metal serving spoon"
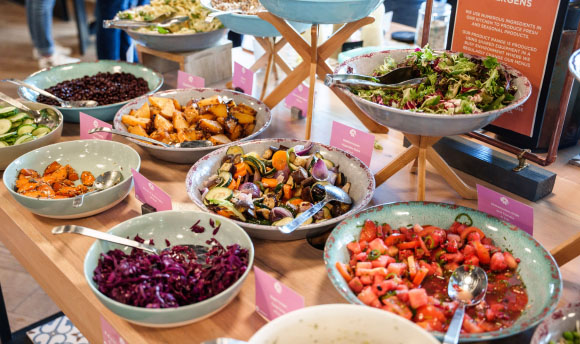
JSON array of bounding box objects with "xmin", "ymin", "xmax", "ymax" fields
[
  {"xmin": 205, "ymin": 9, "xmax": 244, "ymax": 22},
  {"xmin": 52, "ymin": 225, "xmax": 209, "ymax": 262},
  {"xmin": 278, "ymin": 184, "xmax": 352, "ymax": 234},
  {"xmin": 2, "ymin": 79, "xmax": 98, "ymax": 108},
  {"xmin": 89, "ymin": 127, "xmax": 213, "ymax": 148},
  {"xmin": 103, "ymin": 15, "xmax": 189, "ymax": 29},
  {"xmin": 443, "ymin": 265, "xmax": 488, "ymax": 344},
  {"xmin": 325, "ymin": 66, "xmax": 425, "ymax": 90},
  {"xmin": 72, "ymin": 171, "xmax": 123, "ymax": 208},
  {"xmin": 0, "ymin": 91, "xmax": 59, "ymax": 128}
]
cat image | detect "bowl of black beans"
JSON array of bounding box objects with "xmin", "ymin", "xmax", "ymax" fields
[{"xmin": 18, "ymin": 60, "xmax": 164, "ymax": 123}]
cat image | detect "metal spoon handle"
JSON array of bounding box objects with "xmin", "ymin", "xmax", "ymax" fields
[
  {"xmin": 443, "ymin": 303, "xmax": 466, "ymax": 344},
  {"xmin": 206, "ymin": 10, "xmax": 243, "ymax": 21},
  {"xmin": 72, "ymin": 193, "xmax": 88, "ymax": 208},
  {"xmin": 89, "ymin": 127, "xmax": 171, "ymax": 147},
  {"xmin": 103, "ymin": 19, "xmax": 152, "ymax": 29},
  {"xmin": 52, "ymin": 225, "xmax": 158, "ymax": 254},
  {"xmin": 279, "ymin": 200, "xmax": 327, "ymax": 234},
  {"xmin": 0, "ymin": 91, "xmax": 34, "ymax": 113},
  {"xmin": 2, "ymin": 79, "xmax": 66, "ymax": 105}
]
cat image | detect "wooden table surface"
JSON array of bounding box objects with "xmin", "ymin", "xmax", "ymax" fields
[{"xmin": 1, "ymin": 43, "xmax": 580, "ymax": 343}]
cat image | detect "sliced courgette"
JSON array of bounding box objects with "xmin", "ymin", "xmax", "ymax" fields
[
  {"xmin": 205, "ymin": 187, "xmax": 233, "ymax": 201},
  {"xmin": 0, "ymin": 107, "xmax": 17, "ymax": 118},
  {"xmin": 244, "ymin": 155, "xmax": 266, "ymax": 175},
  {"xmin": 8, "ymin": 113, "xmax": 31, "ymax": 123},
  {"xmin": 217, "ymin": 171, "xmax": 233, "ymax": 187},
  {"xmin": 22, "ymin": 118, "xmax": 35, "ymax": 125},
  {"xmin": 0, "ymin": 141, "xmax": 8, "ymax": 147},
  {"xmin": 0, "ymin": 119, "xmax": 11, "ymax": 135},
  {"xmin": 272, "ymin": 217, "xmax": 293, "ymax": 226},
  {"xmin": 31, "ymin": 126, "xmax": 51, "ymax": 137},
  {"xmin": 323, "ymin": 159, "xmax": 335, "ymax": 169},
  {"xmin": 17, "ymin": 124, "xmax": 36, "ymax": 136},
  {"xmin": 13, "ymin": 134, "xmax": 34, "ymax": 145},
  {"xmin": 0, "ymin": 131, "xmax": 16, "ymax": 140},
  {"xmin": 10, "ymin": 121, "xmax": 22, "ymax": 129},
  {"xmin": 226, "ymin": 145, "xmax": 244, "ymax": 156},
  {"xmin": 208, "ymin": 199, "xmax": 246, "ymax": 221}
]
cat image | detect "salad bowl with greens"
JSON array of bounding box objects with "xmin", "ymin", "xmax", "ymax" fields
[{"xmin": 332, "ymin": 47, "xmax": 532, "ymax": 136}]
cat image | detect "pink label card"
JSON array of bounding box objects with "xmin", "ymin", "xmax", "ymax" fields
[
  {"xmin": 80, "ymin": 112, "xmax": 112, "ymax": 140},
  {"xmin": 254, "ymin": 266, "xmax": 304, "ymax": 321},
  {"xmin": 232, "ymin": 62, "xmax": 254, "ymax": 95},
  {"xmin": 101, "ymin": 316, "xmax": 127, "ymax": 344},
  {"xmin": 477, "ymin": 184, "xmax": 534, "ymax": 236},
  {"xmin": 329, "ymin": 121, "xmax": 375, "ymax": 167},
  {"xmin": 131, "ymin": 168, "xmax": 172, "ymax": 211},
  {"xmin": 284, "ymin": 83, "xmax": 309, "ymax": 115},
  {"xmin": 177, "ymin": 70, "xmax": 205, "ymax": 89}
]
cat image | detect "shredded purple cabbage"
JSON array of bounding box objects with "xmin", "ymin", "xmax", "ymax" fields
[
  {"xmin": 93, "ymin": 238, "xmax": 249, "ymax": 309},
  {"xmin": 190, "ymin": 220, "xmax": 205, "ymax": 233}
]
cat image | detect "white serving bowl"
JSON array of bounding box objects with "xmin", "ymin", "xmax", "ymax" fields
[
  {"xmin": 186, "ymin": 138, "xmax": 375, "ymax": 241},
  {"xmin": 3, "ymin": 140, "xmax": 141, "ymax": 219},
  {"xmin": 114, "ymin": 88, "xmax": 272, "ymax": 164}
]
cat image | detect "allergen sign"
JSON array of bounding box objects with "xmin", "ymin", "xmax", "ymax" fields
[{"xmin": 451, "ymin": 0, "xmax": 560, "ymax": 137}]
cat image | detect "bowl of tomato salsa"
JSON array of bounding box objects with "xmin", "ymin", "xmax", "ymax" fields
[{"xmin": 324, "ymin": 202, "xmax": 562, "ymax": 342}]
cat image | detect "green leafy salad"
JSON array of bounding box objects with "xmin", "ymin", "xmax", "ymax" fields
[{"xmin": 355, "ymin": 46, "xmax": 518, "ymax": 115}]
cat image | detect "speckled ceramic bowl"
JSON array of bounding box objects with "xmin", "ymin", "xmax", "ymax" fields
[
  {"xmin": 186, "ymin": 138, "xmax": 375, "ymax": 241},
  {"xmin": 531, "ymin": 302, "xmax": 580, "ymax": 344},
  {"xmin": 114, "ymin": 88, "xmax": 272, "ymax": 164},
  {"xmin": 200, "ymin": 0, "xmax": 311, "ymax": 37},
  {"xmin": 249, "ymin": 304, "xmax": 439, "ymax": 344},
  {"xmin": 84, "ymin": 210, "xmax": 254, "ymax": 327},
  {"xmin": 3, "ymin": 140, "xmax": 140, "ymax": 219},
  {"xmin": 259, "ymin": 0, "xmax": 383, "ymax": 24},
  {"xmin": 332, "ymin": 49, "xmax": 532, "ymax": 136},
  {"xmin": 18, "ymin": 60, "xmax": 164, "ymax": 123},
  {"xmin": 0, "ymin": 101, "xmax": 63, "ymax": 170},
  {"xmin": 126, "ymin": 27, "xmax": 228, "ymax": 52},
  {"xmin": 324, "ymin": 202, "xmax": 562, "ymax": 342}
]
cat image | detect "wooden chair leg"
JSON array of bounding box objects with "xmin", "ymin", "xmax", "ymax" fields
[
  {"xmin": 375, "ymin": 146, "xmax": 420, "ymax": 186},
  {"xmin": 426, "ymin": 147, "xmax": 477, "ymax": 199}
]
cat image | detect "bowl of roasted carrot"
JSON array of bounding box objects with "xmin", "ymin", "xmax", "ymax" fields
[{"xmin": 2, "ymin": 140, "xmax": 141, "ymax": 219}]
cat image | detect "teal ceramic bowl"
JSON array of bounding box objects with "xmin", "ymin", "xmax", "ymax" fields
[
  {"xmin": 200, "ymin": 0, "xmax": 311, "ymax": 37},
  {"xmin": 83, "ymin": 210, "xmax": 254, "ymax": 327},
  {"xmin": 259, "ymin": 0, "xmax": 383, "ymax": 24},
  {"xmin": 18, "ymin": 61, "xmax": 164, "ymax": 123},
  {"xmin": 324, "ymin": 202, "xmax": 562, "ymax": 342},
  {"xmin": 3, "ymin": 140, "xmax": 141, "ymax": 219}
]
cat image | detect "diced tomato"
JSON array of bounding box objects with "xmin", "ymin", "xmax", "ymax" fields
[
  {"xmin": 372, "ymin": 279, "xmax": 397, "ymax": 296},
  {"xmin": 387, "ymin": 262, "xmax": 407, "ymax": 276},
  {"xmin": 398, "ymin": 241, "xmax": 419, "ymax": 250},
  {"xmin": 462, "ymin": 244, "xmax": 475, "ymax": 257},
  {"xmin": 370, "ymin": 299, "xmax": 382, "ymax": 308},
  {"xmin": 347, "ymin": 241, "xmax": 362, "ymax": 254},
  {"xmin": 381, "ymin": 223, "xmax": 392, "ymax": 236},
  {"xmin": 460, "ymin": 226, "xmax": 486, "ymax": 241},
  {"xmin": 446, "ymin": 239, "xmax": 458, "ymax": 253},
  {"xmin": 473, "ymin": 240, "xmax": 491, "ymax": 264},
  {"xmin": 412, "ymin": 267, "xmax": 429, "ymax": 286},
  {"xmin": 417, "ymin": 226, "xmax": 435, "ymax": 237},
  {"xmin": 449, "ymin": 221, "xmax": 466, "ymax": 234},
  {"xmin": 382, "ymin": 296, "xmax": 413, "ymax": 320},
  {"xmin": 372, "ymin": 255, "xmax": 394, "ymax": 268},
  {"xmin": 431, "ymin": 262, "xmax": 443, "ymax": 276},
  {"xmin": 482, "ymin": 237, "xmax": 493, "ymax": 246},
  {"xmin": 415, "ymin": 305, "xmax": 447, "ymax": 323},
  {"xmin": 464, "ymin": 255, "xmax": 480, "ymax": 266},
  {"xmin": 417, "ymin": 236, "xmax": 430, "ymax": 256},
  {"xmin": 360, "ymin": 274, "xmax": 373, "ymax": 285},
  {"xmin": 356, "ymin": 262, "xmax": 372, "ymax": 270},
  {"xmin": 360, "ymin": 220, "xmax": 377, "ymax": 242},
  {"xmin": 443, "ymin": 262, "xmax": 459, "ymax": 272},
  {"xmin": 369, "ymin": 238, "xmax": 388, "ymax": 254},
  {"xmin": 416, "ymin": 318, "xmax": 444, "ymax": 332},
  {"xmin": 486, "ymin": 308, "xmax": 496, "ymax": 321},
  {"xmin": 467, "ymin": 232, "xmax": 482, "ymax": 242},
  {"xmin": 398, "ymin": 249, "xmax": 414, "ymax": 261},
  {"xmin": 357, "ymin": 286, "xmax": 378, "ymax": 306},
  {"xmin": 355, "ymin": 252, "xmax": 368, "ymax": 262},
  {"xmin": 504, "ymin": 251, "xmax": 518, "ymax": 269},
  {"xmin": 358, "ymin": 240, "xmax": 369, "ymax": 251},
  {"xmin": 490, "ymin": 251, "xmax": 508, "ymax": 272},
  {"xmin": 385, "ymin": 234, "xmax": 403, "ymax": 246},
  {"xmin": 335, "ymin": 262, "xmax": 352, "ymax": 282},
  {"xmin": 348, "ymin": 277, "xmax": 364, "ymax": 293},
  {"xmin": 442, "ymin": 252, "xmax": 464, "ymax": 263},
  {"xmin": 441, "ymin": 301, "xmax": 458, "ymax": 316},
  {"xmin": 387, "ymin": 245, "xmax": 399, "ymax": 257},
  {"xmin": 462, "ymin": 314, "xmax": 484, "ymax": 333},
  {"xmin": 408, "ymin": 288, "xmax": 428, "ymax": 309}
]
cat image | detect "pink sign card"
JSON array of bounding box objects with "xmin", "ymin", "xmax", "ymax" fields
[
  {"xmin": 101, "ymin": 316, "xmax": 126, "ymax": 344},
  {"xmin": 232, "ymin": 62, "xmax": 254, "ymax": 95},
  {"xmin": 177, "ymin": 70, "xmax": 205, "ymax": 89},
  {"xmin": 285, "ymin": 83, "xmax": 309, "ymax": 115},
  {"xmin": 329, "ymin": 121, "xmax": 375, "ymax": 167},
  {"xmin": 254, "ymin": 266, "xmax": 304, "ymax": 321},
  {"xmin": 477, "ymin": 184, "xmax": 534, "ymax": 236},
  {"xmin": 131, "ymin": 168, "xmax": 172, "ymax": 211},
  {"xmin": 80, "ymin": 112, "xmax": 112, "ymax": 140}
]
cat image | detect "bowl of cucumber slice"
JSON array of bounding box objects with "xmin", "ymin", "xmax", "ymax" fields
[{"xmin": 0, "ymin": 101, "xmax": 63, "ymax": 170}]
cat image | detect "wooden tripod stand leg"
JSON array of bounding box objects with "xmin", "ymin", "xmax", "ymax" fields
[
  {"xmin": 426, "ymin": 147, "xmax": 478, "ymax": 199},
  {"xmin": 305, "ymin": 25, "xmax": 318, "ymax": 140},
  {"xmin": 551, "ymin": 232, "xmax": 580, "ymax": 266},
  {"xmin": 374, "ymin": 146, "xmax": 420, "ymax": 186},
  {"xmin": 417, "ymin": 148, "xmax": 428, "ymax": 201},
  {"xmin": 260, "ymin": 39, "xmax": 275, "ymax": 101}
]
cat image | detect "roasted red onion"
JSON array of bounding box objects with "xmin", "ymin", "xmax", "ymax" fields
[
  {"xmin": 239, "ymin": 182, "xmax": 260, "ymax": 198},
  {"xmin": 270, "ymin": 207, "xmax": 293, "ymax": 222},
  {"xmin": 294, "ymin": 142, "xmax": 313, "ymax": 156},
  {"xmin": 311, "ymin": 159, "xmax": 329, "ymax": 181}
]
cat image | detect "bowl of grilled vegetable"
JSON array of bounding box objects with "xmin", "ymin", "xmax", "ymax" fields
[
  {"xmin": 114, "ymin": 88, "xmax": 272, "ymax": 164},
  {"xmin": 186, "ymin": 139, "xmax": 375, "ymax": 240},
  {"xmin": 3, "ymin": 140, "xmax": 140, "ymax": 219},
  {"xmin": 0, "ymin": 101, "xmax": 63, "ymax": 170}
]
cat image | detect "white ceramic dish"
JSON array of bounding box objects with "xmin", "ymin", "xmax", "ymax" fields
[
  {"xmin": 531, "ymin": 302, "xmax": 580, "ymax": 344},
  {"xmin": 185, "ymin": 138, "xmax": 375, "ymax": 241},
  {"xmin": 248, "ymin": 304, "xmax": 439, "ymax": 344},
  {"xmin": 3, "ymin": 140, "xmax": 140, "ymax": 219},
  {"xmin": 114, "ymin": 88, "xmax": 272, "ymax": 164},
  {"xmin": 332, "ymin": 49, "xmax": 532, "ymax": 136}
]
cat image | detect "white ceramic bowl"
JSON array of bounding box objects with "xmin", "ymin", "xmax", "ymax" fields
[
  {"xmin": 0, "ymin": 101, "xmax": 63, "ymax": 170},
  {"xmin": 248, "ymin": 304, "xmax": 439, "ymax": 344},
  {"xmin": 186, "ymin": 138, "xmax": 375, "ymax": 241},
  {"xmin": 332, "ymin": 49, "xmax": 532, "ymax": 136},
  {"xmin": 532, "ymin": 302, "xmax": 580, "ymax": 344},
  {"xmin": 3, "ymin": 140, "xmax": 141, "ymax": 219},
  {"xmin": 84, "ymin": 210, "xmax": 254, "ymax": 327},
  {"xmin": 114, "ymin": 88, "xmax": 272, "ymax": 164}
]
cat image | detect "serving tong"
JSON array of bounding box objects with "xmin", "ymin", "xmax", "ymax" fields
[
  {"xmin": 325, "ymin": 66, "xmax": 426, "ymax": 90},
  {"xmin": 103, "ymin": 15, "xmax": 189, "ymax": 29}
]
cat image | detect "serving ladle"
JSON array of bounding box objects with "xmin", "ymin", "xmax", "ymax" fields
[
  {"xmin": 443, "ymin": 265, "xmax": 488, "ymax": 344},
  {"xmin": 0, "ymin": 91, "xmax": 59, "ymax": 128},
  {"xmin": 103, "ymin": 15, "xmax": 189, "ymax": 29},
  {"xmin": 2, "ymin": 79, "xmax": 98, "ymax": 108},
  {"xmin": 278, "ymin": 183, "xmax": 352, "ymax": 234},
  {"xmin": 72, "ymin": 171, "xmax": 123, "ymax": 208},
  {"xmin": 325, "ymin": 66, "xmax": 425, "ymax": 90},
  {"xmin": 89, "ymin": 127, "xmax": 213, "ymax": 148}
]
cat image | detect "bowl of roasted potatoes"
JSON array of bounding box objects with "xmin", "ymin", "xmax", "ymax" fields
[{"xmin": 113, "ymin": 88, "xmax": 272, "ymax": 164}]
